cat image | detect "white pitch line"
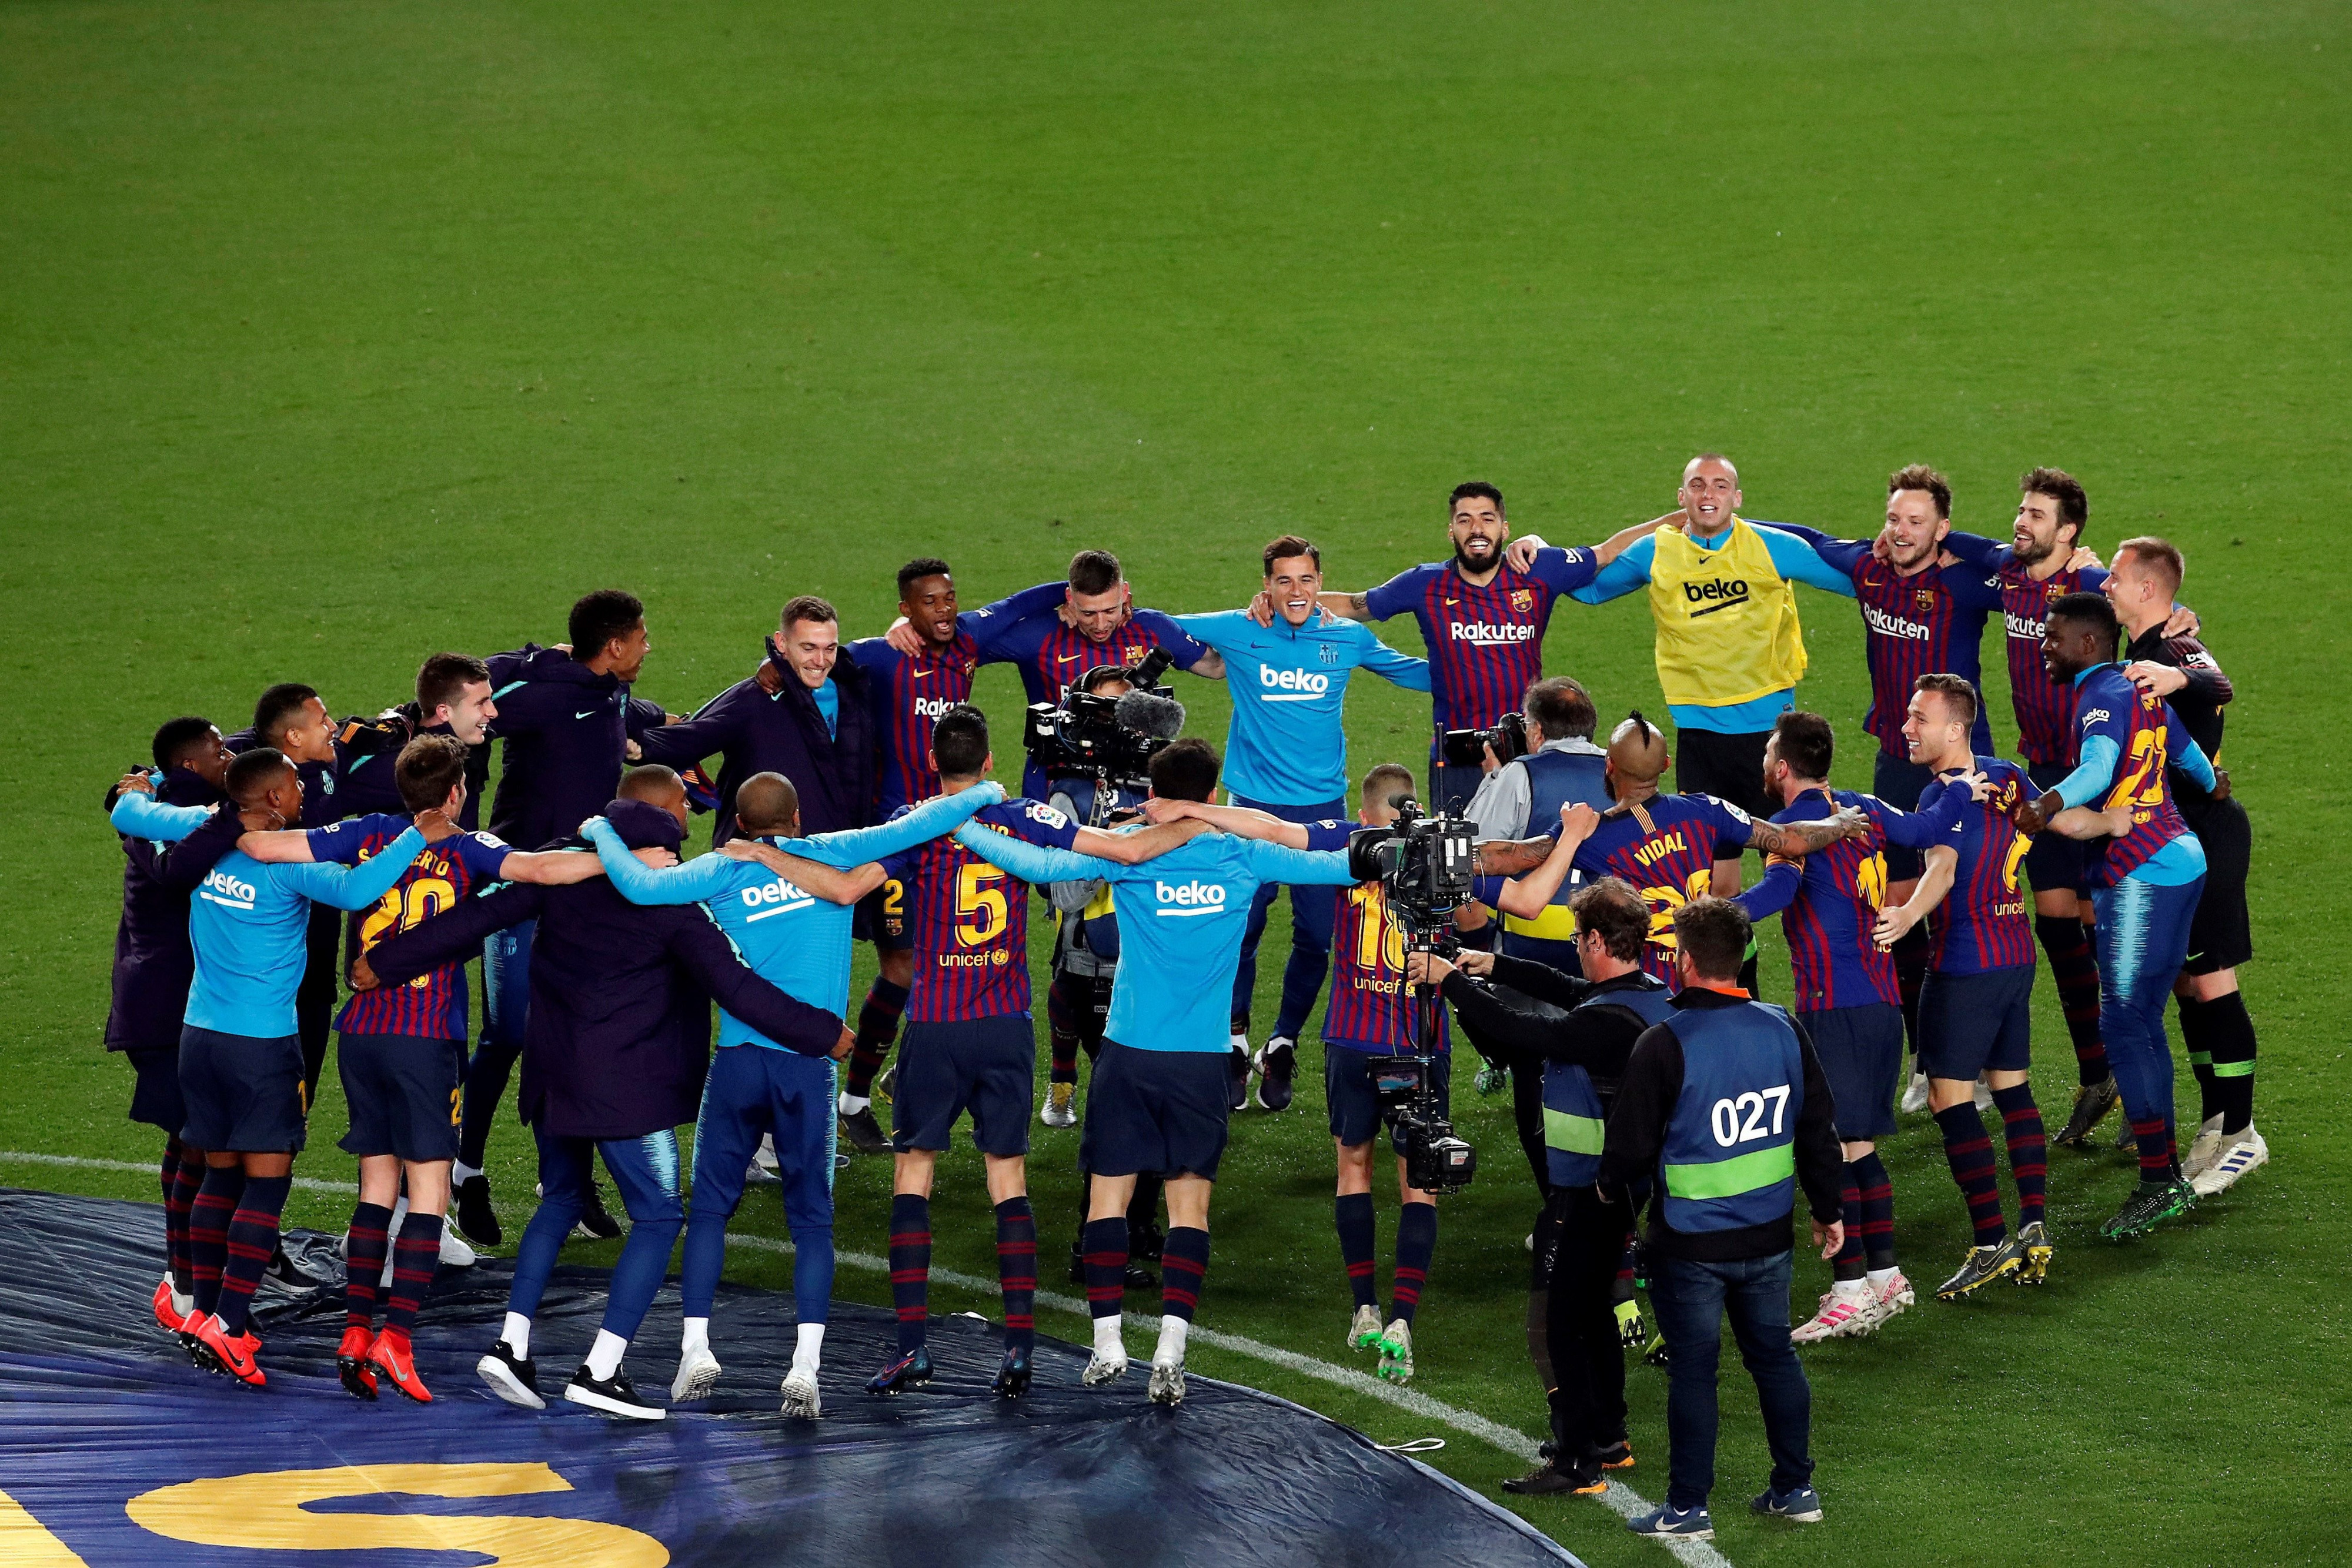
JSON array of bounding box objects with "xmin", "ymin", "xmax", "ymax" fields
[{"xmin": 1, "ymin": 1151, "xmax": 1727, "ymax": 1563}]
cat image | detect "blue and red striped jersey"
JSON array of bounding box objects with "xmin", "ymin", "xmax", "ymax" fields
[
  {"xmin": 1565, "ymin": 794, "xmax": 1754, "ymax": 985},
  {"xmin": 1362, "ymin": 551, "xmax": 1599, "ymax": 763},
  {"xmin": 1920, "ymin": 757, "xmax": 2036, "ymax": 974},
  {"xmin": 1939, "ymin": 531, "xmax": 2112, "ymax": 765},
  {"xmin": 2072, "ymin": 667, "xmax": 2196, "ymax": 890},
  {"xmin": 974, "ymin": 604, "xmax": 1209, "ymax": 710},
  {"xmin": 846, "ymin": 633, "xmax": 980, "ymax": 814},
  {"xmin": 883, "ymin": 796, "xmax": 1079, "ymax": 1022},
  {"xmin": 1324, "ymin": 880, "xmax": 1450, "ymax": 1054},
  {"xmin": 322, "ymin": 818, "xmax": 512, "ymax": 1039},
  {"xmin": 1760, "ymin": 788, "xmax": 1898, "ymax": 1012}
]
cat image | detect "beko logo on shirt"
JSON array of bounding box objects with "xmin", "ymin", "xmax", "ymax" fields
[
  {"xmin": 1681, "ymin": 579, "xmax": 1750, "ymax": 617},
  {"xmin": 1155, "ymin": 880, "xmax": 1229, "ymax": 917},
  {"xmin": 2080, "ymin": 708, "xmax": 2110, "ymax": 728},
  {"xmin": 1446, "ymin": 622, "xmax": 1536, "ymax": 645},
  {"xmin": 199, "ymin": 869, "xmax": 257, "ymax": 911},
  {"xmin": 1258, "ymin": 666, "xmax": 1330, "ymax": 702},
  {"xmin": 740, "ymin": 878, "xmax": 817, "ymax": 922},
  {"xmin": 1862, "ymin": 604, "xmax": 1932, "ymax": 642}
]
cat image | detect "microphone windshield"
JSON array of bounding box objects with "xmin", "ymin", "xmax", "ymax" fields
[{"xmin": 1115, "ymin": 690, "xmax": 1187, "ymax": 741}]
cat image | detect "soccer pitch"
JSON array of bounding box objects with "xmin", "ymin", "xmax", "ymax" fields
[{"xmin": 4, "ymin": 1, "xmax": 2347, "ymax": 1562}]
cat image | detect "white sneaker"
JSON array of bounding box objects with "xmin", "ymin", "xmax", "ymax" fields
[
  {"xmin": 2180, "ymin": 1115, "xmax": 2226, "ymax": 1181},
  {"xmin": 778, "ymin": 1368, "xmax": 822, "ymax": 1418},
  {"xmin": 1041, "ymin": 1081, "xmax": 1078, "ymax": 1128},
  {"xmin": 440, "ymin": 1228, "xmax": 478, "ymax": 1268},
  {"xmin": 1148, "ymin": 1355, "xmax": 1187, "ymax": 1405},
  {"xmin": 671, "ymin": 1344, "xmax": 721, "ymax": 1403},
  {"xmin": 754, "ymin": 1132, "xmax": 780, "ymax": 1175},
  {"xmin": 1862, "ymin": 1269, "xmax": 1915, "ymax": 1327},
  {"xmin": 1083, "ymin": 1350, "xmax": 1129, "ymax": 1386},
  {"xmin": 1972, "ymin": 1078, "xmax": 1995, "ymax": 1114},
  {"xmin": 2191, "ymin": 1126, "xmax": 2268, "ymax": 1196},
  {"xmin": 1348, "ymin": 1303, "xmax": 1383, "ymax": 1350},
  {"xmin": 1900, "ymin": 1072, "xmax": 1930, "ymax": 1115},
  {"xmin": 1376, "ymin": 1319, "xmax": 1414, "ymax": 1383},
  {"xmin": 1791, "ymin": 1289, "xmax": 1871, "ymax": 1343}
]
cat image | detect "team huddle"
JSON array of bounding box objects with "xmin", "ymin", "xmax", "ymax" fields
[{"xmin": 98, "ymin": 454, "xmax": 2261, "ymax": 1527}]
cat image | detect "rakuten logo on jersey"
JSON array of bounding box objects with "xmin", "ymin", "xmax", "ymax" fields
[
  {"xmin": 2004, "ymin": 611, "xmax": 2046, "ymax": 640},
  {"xmin": 911, "ymin": 697, "xmax": 957, "ymax": 720},
  {"xmin": 1446, "ymin": 621, "xmax": 1536, "ymax": 645},
  {"xmin": 1258, "ymin": 666, "xmax": 1331, "ymax": 703},
  {"xmin": 1863, "ymin": 604, "xmax": 1933, "ymax": 642},
  {"xmin": 1155, "ymin": 879, "xmax": 1230, "ymax": 917},
  {"xmin": 199, "ymin": 869, "xmax": 258, "ymax": 911},
  {"xmin": 740, "ymin": 878, "xmax": 817, "ymax": 923}
]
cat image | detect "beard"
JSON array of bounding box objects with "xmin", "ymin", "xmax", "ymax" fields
[
  {"xmin": 1452, "ymin": 539, "xmax": 1500, "ymax": 572},
  {"xmin": 2010, "ymin": 530, "xmax": 2057, "ymax": 568}
]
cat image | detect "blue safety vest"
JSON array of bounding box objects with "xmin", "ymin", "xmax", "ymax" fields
[
  {"xmin": 1545, "ymin": 977, "xmax": 1675, "ymax": 1186},
  {"xmin": 1502, "ymin": 748, "xmax": 1613, "ymax": 969},
  {"xmin": 1656, "ymin": 1001, "xmax": 1805, "ymax": 1233}
]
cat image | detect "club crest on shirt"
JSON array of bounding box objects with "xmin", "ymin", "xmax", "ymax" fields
[
  {"xmin": 1915, "ymin": 587, "xmax": 1938, "ymax": 611},
  {"xmin": 1509, "ymin": 589, "xmax": 1535, "ymax": 613},
  {"xmin": 1318, "ymin": 642, "xmax": 1341, "ymax": 666}
]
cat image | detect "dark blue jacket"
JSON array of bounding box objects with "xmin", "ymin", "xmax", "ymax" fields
[
  {"xmin": 483, "ymin": 646, "xmax": 665, "ymax": 852},
  {"xmin": 638, "ymin": 643, "xmax": 877, "ymax": 845},
  {"xmin": 360, "ymin": 799, "xmax": 841, "ymax": 1139},
  {"xmin": 329, "ymin": 706, "xmax": 485, "ymax": 829},
  {"xmin": 102, "ymin": 770, "xmax": 244, "ymax": 1055}
]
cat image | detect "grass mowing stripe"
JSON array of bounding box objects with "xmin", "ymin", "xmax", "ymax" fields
[
  {"xmin": 1, "ymin": 1151, "xmax": 358, "ymax": 1196},
  {"xmin": 725, "ymin": 1232, "xmax": 1735, "ymax": 1567}
]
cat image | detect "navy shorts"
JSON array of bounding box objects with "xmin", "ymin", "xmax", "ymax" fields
[
  {"xmin": 2023, "ymin": 761, "xmax": 2087, "ymax": 900},
  {"xmin": 126, "ymin": 1047, "xmax": 186, "ymax": 1136},
  {"xmin": 893, "ymin": 1015, "xmax": 1035, "ymax": 1158},
  {"xmin": 1917, "ymin": 964, "xmax": 2035, "ymax": 1082},
  {"xmin": 1798, "ymin": 1003, "xmax": 1903, "ymax": 1140},
  {"xmin": 336, "ymin": 1032, "xmax": 463, "ymax": 1163},
  {"xmin": 1872, "ymin": 751, "xmax": 1936, "ymax": 884},
  {"xmin": 177, "ymin": 1026, "xmax": 307, "ymax": 1154},
  {"xmin": 2182, "ymin": 794, "xmax": 2251, "ymax": 974},
  {"xmin": 1326, "ymin": 1045, "xmax": 1452, "ymax": 1151},
  {"xmin": 857, "ymin": 877, "xmax": 912, "ymax": 952},
  {"xmin": 1080, "ymin": 1039, "xmax": 1231, "ymax": 1181}
]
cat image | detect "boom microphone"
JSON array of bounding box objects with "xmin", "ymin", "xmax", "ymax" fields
[{"xmin": 1114, "ymin": 689, "xmax": 1187, "ymax": 741}]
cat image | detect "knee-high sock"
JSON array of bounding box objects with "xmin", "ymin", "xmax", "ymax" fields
[
  {"xmin": 1045, "ymin": 973, "xmax": 1086, "ymax": 1086},
  {"xmin": 2177, "ymin": 993, "xmax": 2219, "ymax": 1124},
  {"xmin": 1934, "ymin": 1105, "xmax": 2006, "ymax": 1245},
  {"xmin": 790, "ymin": 1223, "xmax": 834, "ymax": 1327},
  {"xmin": 846, "ymin": 979, "xmax": 910, "ymax": 1099},
  {"xmin": 995, "ymin": 1197, "xmax": 1037, "ymax": 1355},
  {"xmin": 2037, "ymin": 915, "xmax": 2107, "ymax": 1086},
  {"xmin": 1081, "ymin": 1216, "xmax": 1129, "ymax": 1321},
  {"xmin": 888, "ymin": 1193, "xmax": 931, "ymax": 1353},
  {"xmin": 1160, "ymin": 1226, "xmax": 1210, "ymax": 1323},
  {"xmin": 385, "ymin": 1211, "xmax": 442, "ymax": 1337},
  {"xmin": 1390, "ymin": 1202, "xmax": 1435, "ymax": 1325},
  {"xmin": 215, "ymin": 1175, "xmax": 292, "ymax": 1336},
  {"xmin": 1890, "ymin": 923, "xmax": 1931, "ymax": 1056},
  {"xmin": 1833, "ymin": 1169, "xmax": 1866, "ymax": 1281},
  {"xmin": 1335, "ymin": 1192, "xmax": 1377, "ymax": 1309},
  {"xmin": 188, "ymin": 1165, "xmax": 246, "ymax": 1318},
  {"xmin": 344, "ymin": 1201, "xmax": 393, "ymax": 1331},
  {"xmin": 164, "ymin": 1141, "xmax": 202, "ymax": 1296},
  {"xmin": 1992, "ymin": 1085, "xmax": 2046, "ymax": 1228},
  {"xmin": 1852, "ymin": 1150, "xmax": 1896, "ymax": 1271},
  {"xmin": 2194, "ymin": 991, "xmax": 2258, "ymax": 1135}
]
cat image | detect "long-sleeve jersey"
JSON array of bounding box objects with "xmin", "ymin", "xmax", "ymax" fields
[
  {"xmin": 1168, "ymin": 610, "xmax": 1430, "ymax": 804},
  {"xmin": 1361, "ymin": 549, "xmax": 1599, "ymax": 764},
  {"xmin": 951, "ymin": 828, "xmax": 1356, "ymax": 1054},
  {"xmin": 1736, "ymin": 785, "xmax": 1966, "ymax": 1011},
  {"xmin": 1762, "ymin": 524, "xmax": 2002, "ymax": 757},
  {"xmin": 1939, "ymin": 532, "xmax": 2111, "ymax": 765},
  {"xmin": 1913, "ymin": 758, "xmax": 2037, "ymax": 974},
  {"xmin": 306, "ymin": 814, "xmax": 514, "ymax": 1039},
  {"xmin": 185, "ymin": 830, "xmax": 425, "ymax": 1037},
  {"xmin": 878, "ymin": 796, "xmax": 1080, "ymax": 1022},
  {"xmin": 2053, "ymin": 664, "xmax": 2214, "ymax": 888},
  {"xmin": 637, "ymin": 647, "xmax": 877, "ymax": 843},
  {"xmin": 105, "ymin": 771, "xmax": 238, "ymax": 1055},
  {"xmin": 2121, "ymin": 623, "xmax": 2233, "ymax": 812},
  {"xmin": 1553, "ymin": 793, "xmax": 1757, "ymax": 984},
  {"xmin": 586, "ymin": 785, "xmax": 1000, "ymax": 1045}
]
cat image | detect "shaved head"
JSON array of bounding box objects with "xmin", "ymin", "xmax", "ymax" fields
[
  {"xmin": 734, "ymin": 771, "xmax": 801, "ymax": 835},
  {"xmin": 225, "ymin": 747, "xmax": 295, "ymax": 807},
  {"xmin": 1606, "ymin": 714, "xmax": 1670, "ymax": 785},
  {"xmin": 618, "ymin": 764, "xmax": 689, "ymax": 831}
]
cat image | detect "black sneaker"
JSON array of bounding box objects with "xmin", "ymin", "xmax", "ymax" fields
[
  {"xmin": 1935, "ymin": 1237, "xmax": 2024, "ymax": 1300},
  {"xmin": 1226, "ymin": 1044, "xmax": 1252, "ymax": 1112},
  {"xmin": 564, "ymin": 1363, "xmax": 664, "ymax": 1420},
  {"xmin": 572, "ymin": 1181, "xmax": 624, "ymax": 1242},
  {"xmin": 867, "ymin": 1348, "xmax": 933, "ymax": 1395},
  {"xmin": 476, "ymin": 1340, "xmax": 546, "ymax": 1409},
  {"xmin": 2052, "ymin": 1077, "xmax": 2120, "ymax": 1148},
  {"xmin": 453, "ymin": 1174, "xmax": 502, "ymax": 1248},
  {"xmin": 1131, "ymin": 1221, "xmax": 1166, "ymax": 1263},
  {"xmin": 840, "ymin": 1105, "xmax": 892, "ymax": 1155},
  {"xmin": 1502, "ymin": 1457, "xmax": 1608, "ymax": 1496},
  {"xmin": 1256, "ymin": 1037, "xmax": 1297, "ymax": 1112},
  {"xmin": 991, "ymin": 1346, "xmax": 1033, "ymax": 1399}
]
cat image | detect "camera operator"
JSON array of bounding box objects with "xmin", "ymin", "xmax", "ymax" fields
[
  {"xmin": 1409, "ymin": 878, "xmax": 1672, "ymax": 1497},
  {"xmin": 1042, "ymin": 664, "xmax": 1167, "ymax": 1292},
  {"xmin": 1462, "ymin": 677, "xmax": 1611, "ymax": 965}
]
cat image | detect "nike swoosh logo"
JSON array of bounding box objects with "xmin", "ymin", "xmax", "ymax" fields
[
  {"xmin": 1055, "ymin": 653, "xmax": 1083, "ymax": 664},
  {"xmin": 574, "ymin": 711, "xmax": 603, "ymax": 720}
]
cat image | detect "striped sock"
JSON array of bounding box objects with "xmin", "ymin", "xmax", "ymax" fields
[
  {"xmin": 2132, "ymin": 1116, "xmax": 2176, "ymax": 1181},
  {"xmin": 1334, "ymin": 1192, "xmax": 1377, "ymax": 1309},
  {"xmin": 994, "ymin": 1196, "xmax": 1037, "ymax": 1355},
  {"xmin": 1390, "ymin": 1202, "xmax": 1435, "ymax": 1325},
  {"xmin": 1852, "ymin": 1150, "xmax": 1896, "ymax": 1271},
  {"xmin": 1992, "ymin": 1085, "xmax": 2046, "ymax": 1226},
  {"xmin": 343, "ymin": 1202, "xmax": 393, "ymax": 1332},
  {"xmin": 2196, "ymin": 991, "xmax": 2258, "ymax": 1135},
  {"xmin": 1833, "ymin": 1168, "xmax": 1866, "ymax": 1281},
  {"xmin": 2037, "ymin": 915, "xmax": 2107, "ymax": 1086},
  {"xmin": 888, "ymin": 1193, "xmax": 931, "ymax": 1353},
  {"xmin": 385, "ymin": 1211, "xmax": 442, "ymax": 1335},
  {"xmin": 1082, "ymin": 1216, "xmax": 1129, "ymax": 1320},
  {"xmin": 188, "ymin": 1165, "xmax": 245, "ymax": 1318},
  {"xmin": 165, "ymin": 1141, "xmax": 203, "ymax": 1296},
  {"xmin": 1934, "ymin": 1105, "xmax": 2006, "ymax": 1246},
  {"xmin": 1160, "ymin": 1226, "xmax": 1210, "ymax": 1323},
  {"xmin": 847, "ymin": 979, "xmax": 910, "ymax": 1099},
  {"xmin": 215, "ymin": 1175, "xmax": 291, "ymax": 1336}
]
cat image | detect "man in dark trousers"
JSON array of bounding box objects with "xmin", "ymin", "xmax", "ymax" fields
[
  {"xmin": 1601, "ymin": 897, "xmax": 1845, "ymax": 1542},
  {"xmin": 1415, "ymin": 877, "xmax": 1676, "ymax": 1499},
  {"xmin": 356, "ymin": 765, "xmax": 851, "ymax": 1420}
]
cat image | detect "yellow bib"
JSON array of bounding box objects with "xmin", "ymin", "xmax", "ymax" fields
[{"xmin": 1646, "ymin": 517, "xmax": 1809, "ymax": 708}]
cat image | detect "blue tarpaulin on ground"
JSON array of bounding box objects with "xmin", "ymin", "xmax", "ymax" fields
[{"xmin": 0, "ymin": 1189, "xmax": 1579, "ymax": 1566}]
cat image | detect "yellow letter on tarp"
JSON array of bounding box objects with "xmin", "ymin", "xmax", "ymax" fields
[
  {"xmin": 0, "ymin": 1487, "xmax": 93, "ymax": 1566},
  {"xmin": 125, "ymin": 1462, "xmax": 668, "ymax": 1566}
]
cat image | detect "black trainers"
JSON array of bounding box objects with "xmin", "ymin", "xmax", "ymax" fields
[
  {"xmin": 573, "ymin": 1181, "xmax": 624, "ymax": 1242},
  {"xmin": 1935, "ymin": 1237, "xmax": 2024, "ymax": 1299},
  {"xmin": 840, "ymin": 1105, "xmax": 892, "ymax": 1155},
  {"xmin": 2052, "ymin": 1077, "xmax": 2120, "ymax": 1148},
  {"xmin": 867, "ymin": 1348, "xmax": 933, "ymax": 1395},
  {"xmin": 1130, "ymin": 1221, "xmax": 1166, "ymax": 1263},
  {"xmin": 564, "ymin": 1363, "xmax": 663, "ymax": 1420},
  {"xmin": 991, "ymin": 1346, "xmax": 1033, "ymax": 1399},
  {"xmin": 476, "ymin": 1340, "xmax": 546, "ymax": 1409},
  {"xmin": 1225, "ymin": 1044, "xmax": 1252, "ymax": 1112},
  {"xmin": 453, "ymin": 1174, "xmax": 502, "ymax": 1248},
  {"xmin": 1256, "ymin": 1037, "xmax": 1297, "ymax": 1112},
  {"xmin": 1502, "ymin": 1457, "xmax": 1608, "ymax": 1496}
]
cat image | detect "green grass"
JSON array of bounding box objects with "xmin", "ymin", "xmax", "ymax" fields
[{"xmin": 4, "ymin": 2, "xmax": 2349, "ymax": 1562}]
